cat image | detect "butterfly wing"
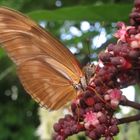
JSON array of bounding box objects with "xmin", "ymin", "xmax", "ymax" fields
[
  {"xmin": 0, "ymin": 7, "xmax": 83, "ymax": 110},
  {"xmin": 18, "ymin": 59, "xmax": 77, "ymax": 110}
]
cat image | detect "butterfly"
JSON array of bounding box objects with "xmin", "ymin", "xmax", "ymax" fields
[{"xmin": 0, "ymin": 7, "xmax": 95, "ymax": 110}]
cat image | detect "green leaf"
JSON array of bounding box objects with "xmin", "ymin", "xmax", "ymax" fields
[{"xmin": 28, "ymin": 4, "xmax": 132, "ymax": 22}]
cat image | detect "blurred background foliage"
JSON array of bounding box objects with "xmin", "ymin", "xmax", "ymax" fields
[{"xmin": 0, "ymin": 0, "xmax": 139, "ymax": 140}]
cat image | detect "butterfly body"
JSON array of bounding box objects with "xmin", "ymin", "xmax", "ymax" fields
[{"xmin": 0, "ymin": 7, "xmax": 94, "ymax": 110}]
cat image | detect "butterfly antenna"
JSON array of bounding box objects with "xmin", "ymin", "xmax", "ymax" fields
[{"xmin": 87, "ymin": 86, "xmax": 114, "ymax": 109}]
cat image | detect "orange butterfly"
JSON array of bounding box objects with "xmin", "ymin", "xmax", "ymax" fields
[{"xmin": 0, "ymin": 7, "xmax": 94, "ymax": 110}]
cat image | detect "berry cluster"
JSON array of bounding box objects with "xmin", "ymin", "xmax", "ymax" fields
[
  {"xmin": 53, "ymin": 114, "xmax": 84, "ymax": 140},
  {"xmin": 53, "ymin": 1, "xmax": 140, "ymax": 140},
  {"xmin": 53, "ymin": 89, "xmax": 121, "ymax": 140}
]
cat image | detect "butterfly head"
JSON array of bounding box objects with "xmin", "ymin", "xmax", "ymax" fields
[{"xmin": 73, "ymin": 64, "xmax": 96, "ymax": 92}]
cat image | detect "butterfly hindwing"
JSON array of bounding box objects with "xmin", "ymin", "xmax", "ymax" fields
[{"xmin": 18, "ymin": 59, "xmax": 76, "ymax": 110}]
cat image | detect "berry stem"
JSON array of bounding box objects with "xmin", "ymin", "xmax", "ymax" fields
[
  {"xmin": 120, "ymin": 97, "xmax": 140, "ymax": 110},
  {"xmin": 118, "ymin": 114, "xmax": 140, "ymax": 124}
]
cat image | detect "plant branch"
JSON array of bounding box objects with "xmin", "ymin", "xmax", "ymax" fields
[
  {"xmin": 120, "ymin": 96, "xmax": 140, "ymax": 110},
  {"xmin": 118, "ymin": 114, "xmax": 140, "ymax": 125}
]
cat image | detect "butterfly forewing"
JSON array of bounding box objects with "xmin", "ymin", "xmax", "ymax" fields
[{"xmin": 0, "ymin": 7, "xmax": 83, "ymax": 110}]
